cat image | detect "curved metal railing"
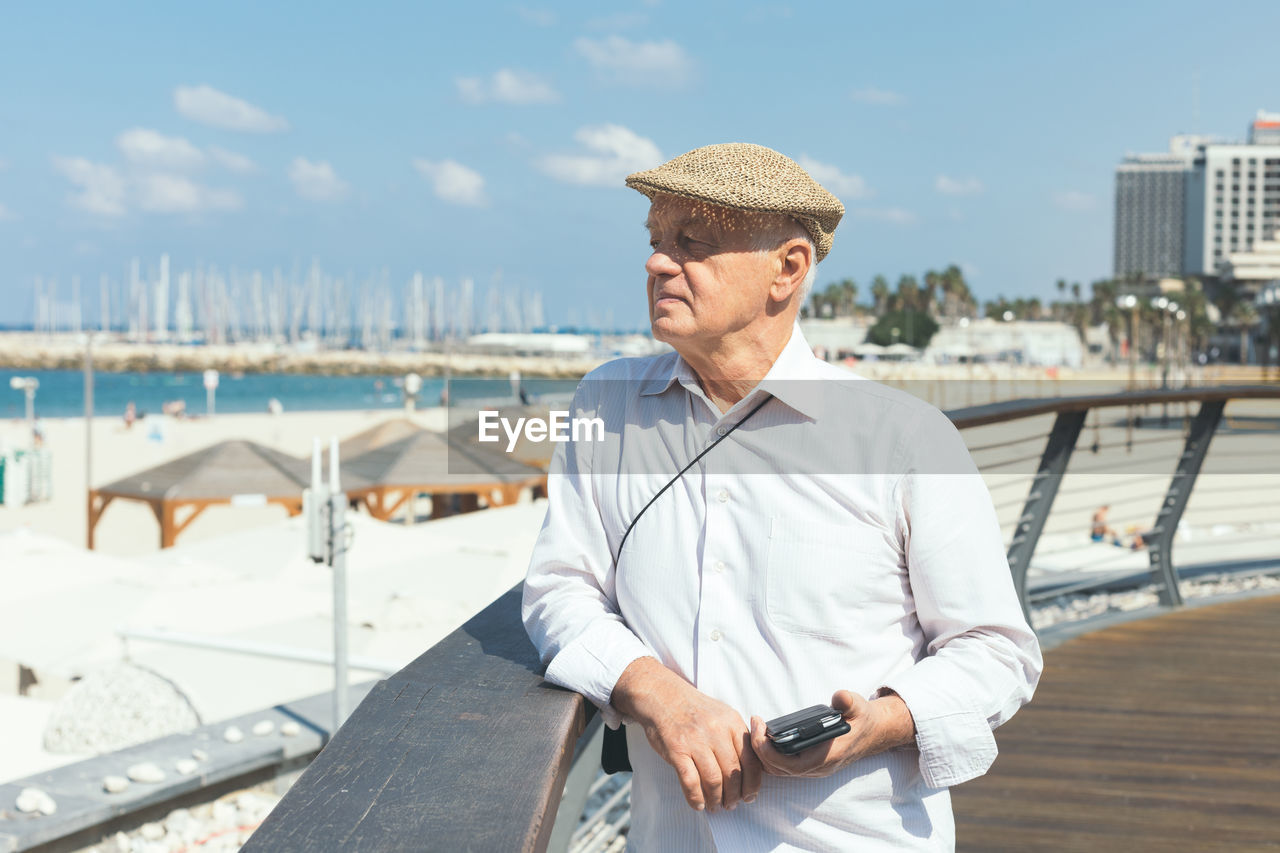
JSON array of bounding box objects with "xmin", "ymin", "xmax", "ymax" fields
[{"xmin": 242, "ymin": 384, "xmax": 1280, "ymax": 852}]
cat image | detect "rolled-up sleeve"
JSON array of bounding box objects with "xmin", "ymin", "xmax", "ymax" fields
[
  {"xmin": 522, "ymin": 381, "xmax": 653, "ymax": 728},
  {"xmin": 880, "ymin": 408, "xmax": 1043, "ymax": 789}
]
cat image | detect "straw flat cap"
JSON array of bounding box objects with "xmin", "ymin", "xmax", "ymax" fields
[{"xmin": 625, "ymin": 142, "xmax": 845, "ymax": 261}]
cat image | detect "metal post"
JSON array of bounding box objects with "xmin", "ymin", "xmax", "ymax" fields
[
  {"xmin": 1146, "ymin": 400, "xmax": 1225, "ymax": 607},
  {"xmin": 329, "ymin": 437, "xmax": 350, "ymax": 730},
  {"xmin": 1006, "ymin": 409, "xmax": 1088, "ymax": 626},
  {"xmin": 85, "ymin": 334, "xmax": 94, "ymax": 520}
]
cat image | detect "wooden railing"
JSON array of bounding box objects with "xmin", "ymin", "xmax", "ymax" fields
[{"xmin": 245, "ymin": 385, "xmax": 1280, "ymax": 852}]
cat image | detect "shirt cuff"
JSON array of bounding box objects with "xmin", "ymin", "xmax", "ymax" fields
[
  {"xmin": 542, "ymin": 617, "xmax": 653, "ymax": 729},
  {"xmin": 880, "ymin": 663, "xmax": 998, "ymax": 789}
]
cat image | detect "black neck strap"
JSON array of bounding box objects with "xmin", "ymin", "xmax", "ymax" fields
[{"xmin": 611, "ymin": 392, "xmax": 773, "ymax": 565}]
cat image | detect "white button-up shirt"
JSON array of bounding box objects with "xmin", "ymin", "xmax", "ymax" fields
[{"xmin": 523, "ymin": 326, "xmax": 1042, "ymax": 852}]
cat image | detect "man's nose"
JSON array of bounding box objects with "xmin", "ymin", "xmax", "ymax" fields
[{"xmin": 645, "ymin": 249, "xmax": 680, "ymax": 278}]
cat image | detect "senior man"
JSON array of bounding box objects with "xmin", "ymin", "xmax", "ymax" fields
[{"xmin": 523, "ymin": 143, "xmax": 1041, "ymax": 852}]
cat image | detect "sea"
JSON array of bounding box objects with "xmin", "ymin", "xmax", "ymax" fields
[{"xmin": 0, "ymin": 369, "xmax": 581, "ymax": 420}]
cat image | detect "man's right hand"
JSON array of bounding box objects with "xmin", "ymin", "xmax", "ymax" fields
[{"xmin": 611, "ymin": 657, "xmax": 762, "ymax": 813}]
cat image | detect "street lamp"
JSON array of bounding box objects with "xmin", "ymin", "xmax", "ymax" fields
[
  {"xmin": 9, "ymin": 376, "xmax": 38, "ymax": 427},
  {"xmin": 1118, "ymin": 295, "xmax": 1138, "ymax": 387}
]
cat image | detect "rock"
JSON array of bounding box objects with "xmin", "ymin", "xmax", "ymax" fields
[
  {"xmin": 176, "ymin": 758, "xmax": 199, "ymax": 775},
  {"xmin": 163, "ymin": 808, "xmax": 194, "ymax": 835},
  {"xmin": 223, "ymin": 725, "xmax": 244, "ymax": 743},
  {"xmin": 41, "ymin": 663, "xmax": 200, "ymax": 755},
  {"xmin": 211, "ymin": 800, "xmax": 238, "ymax": 830},
  {"xmin": 103, "ymin": 775, "xmax": 130, "ymax": 794},
  {"xmin": 280, "ymin": 720, "xmax": 301, "ymax": 737},
  {"xmin": 138, "ymin": 822, "xmax": 164, "ymax": 841},
  {"xmin": 15, "ymin": 787, "xmax": 56, "ymax": 815},
  {"xmin": 127, "ymin": 762, "xmax": 166, "ymax": 783},
  {"xmin": 192, "ymin": 747, "xmax": 210, "ymax": 761},
  {"xmin": 252, "ymin": 720, "xmax": 275, "ymax": 736}
]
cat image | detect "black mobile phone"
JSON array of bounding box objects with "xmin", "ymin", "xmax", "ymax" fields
[{"xmin": 764, "ymin": 704, "xmax": 851, "ymax": 755}]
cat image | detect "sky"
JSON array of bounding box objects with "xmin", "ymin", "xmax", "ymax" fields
[{"xmin": 1, "ymin": 0, "xmax": 1277, "ymax": 329}]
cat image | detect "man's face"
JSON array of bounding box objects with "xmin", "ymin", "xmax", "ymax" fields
[{"xmin": 643, "ymin": 195, "xmax": 779, "ymax": 349}]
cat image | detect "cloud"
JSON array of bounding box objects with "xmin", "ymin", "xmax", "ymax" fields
[
  {"xmin": 117, "ymin": 128, "xmax": 206, "ymax": 171},
  {"xmin": 574, "ymin": 36, "xmax": 692, "ymax": 85},
  {"xmin": 0, "ymin": 201, "xmax": 15, "ymax": 221},
  {"xmin": 51, "ymin": 157, "xmax": 128, "ymax": 216},
  {"xmin": 1052, "ymin": 190, "xmax": 1096, "ymax": 211},
  {"xmin": 174, "ymin": 85, "xmax": 289, "ymax": 133},
  {"xmin": 540, "ymin": 125, "xmax": 662, "ymax": 187},
  {"xmin": 289, "ymin": 157, "xmax": 348, "ymax": 201},
  {"xmin": 134, "ymin": 173, "xmax": 242, "ymax": 213},
  {"xmin": 0, "ymin": 158, "xmax": 9, "ymax": 171},
  {"xmin": 850, "ymin": 207, "xmax": 918, "ymax": 226},
  {"xmin": 936, "ymin": 175, "xmax": 983, "ymax": 196},
  {"xmin": 514, "ymin": 5, "xmax": 555, "ymax": 25},
  {"xmin": 412, "ymin": 158, "xmax": 487, "ymax": 206},
  {"xmin": 850, "ymin": 86, "xmax": 904, "ymax": 106},
  {"xmin": 456, "ymin": 69, "xmax": 559, "ymax": 105},
  {"xmin": 209, "ymin": 146, "xmax": 256, "ymax": 173},
  {"xmin": 53, "ymin": 154, "xmax": 243, "ymax": 216},
  {"xmin": 797, "ymin": 156, "xmax": 873, "ymax": 200}
]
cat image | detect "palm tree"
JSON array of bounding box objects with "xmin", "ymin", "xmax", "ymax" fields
[
  {"xmin": 923, "ymin": 271, "xmax": 940, "ymax": 318},
  {"xmin": 839, "ymin": 278, "xmax": 858, "ymax": 317},
  {"xmin": 870, "ymin": 275, "xmax": 890, "ymax": 317},
  {"xmin": 896, "ymin": 275, "xmax": 920, "ymax": 313}
]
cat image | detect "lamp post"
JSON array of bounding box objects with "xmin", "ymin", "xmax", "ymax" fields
[
  {"xmin": 9, "ymin": 376, "xmax": 39, "ymax": 431},
  {"xmin": 1118, "ymin": 295, "xmax": 1138, "ymax": 389}
]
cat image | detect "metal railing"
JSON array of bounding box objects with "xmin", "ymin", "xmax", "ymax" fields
[{"xmin": 236, "ymin": 385, "xmax": 1280, "ymax": 851}]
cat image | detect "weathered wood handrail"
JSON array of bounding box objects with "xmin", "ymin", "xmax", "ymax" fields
[
  {"xmin": 244, "ymin": 586, "xmax": 592, "ymax": 852},
  {"xmin": 246, "ymin": 385, "xmax": 1280, "ymax": 852}
]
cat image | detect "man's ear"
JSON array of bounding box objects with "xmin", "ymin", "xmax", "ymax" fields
[{"xmin": 769, "ymin": 239, "xmax": 813, "ymax": 303}]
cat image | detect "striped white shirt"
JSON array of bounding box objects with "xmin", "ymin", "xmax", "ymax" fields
[{"xmin": 523, "ymin": 326, "xmax": 1042, "ymax": 852}]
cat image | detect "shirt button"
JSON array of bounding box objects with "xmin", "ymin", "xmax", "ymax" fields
[
  {"xmin": 716, "ymin": 425, "xmax": 727, "ymax": 436},
  {"xmin": 710, "ymin": 629, "xmax": 723, "ymax": 642},
  {"xmin": 716, "ymin": 489, "xmax": 729, "ymax": 503},
  {"xmin": 714, "ymin": 560, "xmax": 726, "ymax": 573}
]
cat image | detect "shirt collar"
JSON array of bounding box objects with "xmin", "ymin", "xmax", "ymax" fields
[{"xmin": 638, "ymin": 324, "xmax": 826, "ymax": 420}]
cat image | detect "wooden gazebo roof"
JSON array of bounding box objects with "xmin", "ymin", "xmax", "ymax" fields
[
  {"xmin": 340, "ymin": 420, "xmax": 547, "ymax": 521},
  {"xmin": 87, "ymin": 440, "xmax": 367, "ymax": 549},
  {"xmin": 97, "ymin": 440, "xmax": 315, "ymax": 501}
]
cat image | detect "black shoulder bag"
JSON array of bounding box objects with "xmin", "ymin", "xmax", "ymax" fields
[{"xmin": 602, "ymin": 393, "xmax": 772, "ymax": 773}]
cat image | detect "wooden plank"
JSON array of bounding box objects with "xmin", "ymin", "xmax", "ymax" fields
[
  {"xmin": 954, "ymin": 594, "xmax": 1280, "ymax": 852},
  {"xmin": 243, "ymin": 585, "xmax": 592, "ymax": 853}
]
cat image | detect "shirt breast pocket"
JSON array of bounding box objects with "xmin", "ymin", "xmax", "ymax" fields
[{"xmin": 763, "ymin": 516, "xmax": 901, "ymax": 639}]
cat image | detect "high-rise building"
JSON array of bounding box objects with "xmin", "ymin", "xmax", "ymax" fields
[
  {"xmin": 1113, "ymin": 143, "xmax": 1196, "ymax": 279},
  {"xmin": 1114, "ymin": 112, "xmax": 1280, "ymax": 281}
]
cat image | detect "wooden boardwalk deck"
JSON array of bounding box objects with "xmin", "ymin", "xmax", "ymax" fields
[{"xmin": 953, "ymin": 594, "xmax": 1280, "ymax": 852}]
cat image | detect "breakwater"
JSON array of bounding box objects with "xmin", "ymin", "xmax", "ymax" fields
[{"xmin": 0, "ymin": 333, "xmax": 604, "ymax": 378}]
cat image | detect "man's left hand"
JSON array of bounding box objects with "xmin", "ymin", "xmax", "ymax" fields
[{"xmin": 748, "ymin": 689, "xmax": 916, "ymax": 778}]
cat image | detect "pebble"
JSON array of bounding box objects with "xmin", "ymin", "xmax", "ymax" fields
[
  {"xmin": 176, "ymin": 758, "xmax": 199, "ymax": 775},
  {"xmin": 127, "ymin": 762, "xmax": 166, "ymax": 784},
  {"xmin": 103, "ymin": 775, "xmax": 130, "ymax": 793},
  {"xmin": 252, "ymin": 719, "xmax": 275, "ymax": 736},
  {"xmin": 281, "ymin": 720, "xmax": 301, "ymax": 737},
  {"xmin": 1031, "ymin": 572, "xmax": 1280, "ymax": 630},
  {"xmin": 223, "ymin": 725, "xmax": 244, "ymax": 743},
  {"xmin": 192, "ymin": 747, "xmax": 210, "ymax": 761},
  {"xmin": 15, "ymin": 787, "xmax": 57, "ymax": 815},
  {"xmin": 138, "ymin": 822, "xmax": 164, "ymax": 841}
]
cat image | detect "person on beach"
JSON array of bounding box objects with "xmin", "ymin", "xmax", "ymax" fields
[
  {"xmin": 1091, "ymin": 505, "xmax": 1119, "ymax": 544},
  {"xmin": 523, "ymin": 143, "xmax": 1041, "ymax": 851}
]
